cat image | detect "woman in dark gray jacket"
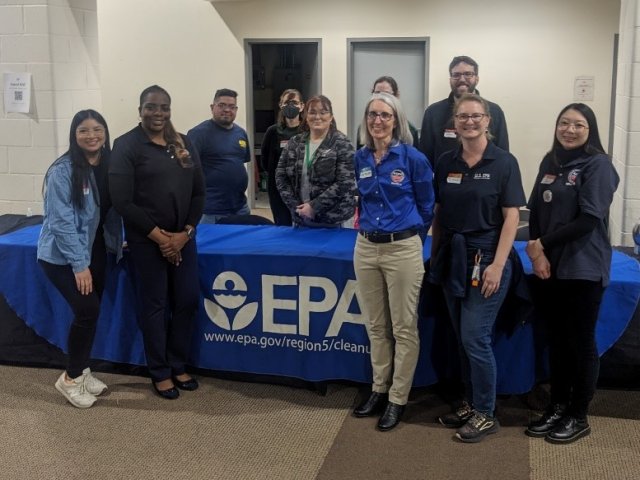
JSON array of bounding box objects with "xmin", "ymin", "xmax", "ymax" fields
[{"xmin": 276, "ymin": 95, "xmax": 356, "ymax": 228}]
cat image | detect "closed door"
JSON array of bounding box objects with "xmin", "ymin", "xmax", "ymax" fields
[{"xmin": 348, "ymin": 39, "xmax": 429, "ymax": 144}]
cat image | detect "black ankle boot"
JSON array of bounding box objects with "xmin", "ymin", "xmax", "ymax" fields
[
  {"xmin": 377, "ymin": 402, "xmax": 405, "ymax": 431},
  {"xmin": 545, "ymin": 416, "xmax": 591, "ymax": 444},
  {"xmin": 525, "ymin": 403, "xmax": 567, "ymax": 437},
  {"xmin": 353, "ymin": 392, "xmax": 388, "ymax": 417}
]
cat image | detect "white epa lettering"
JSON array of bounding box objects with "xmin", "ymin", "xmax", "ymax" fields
[{"xmin": 261, "ymin": 275, "xmax": 364, "ymax": 337}]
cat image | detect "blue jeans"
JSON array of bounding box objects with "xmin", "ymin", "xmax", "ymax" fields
[
  {"xmin": 443, "ymin": 258, "xmax": 513, "ymax": 416},
  {"xmin": 200, "ymin": 203, "xmax": 250, "ymax": 224}
]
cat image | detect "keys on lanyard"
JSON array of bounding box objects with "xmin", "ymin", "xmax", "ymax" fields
[{"xmin": 471, "ymin": 249, "xmax": 482, "ymax": 287}]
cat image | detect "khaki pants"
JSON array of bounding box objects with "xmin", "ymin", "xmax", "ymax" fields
[{"xmin": 354, "ymin": 234, "xmax": 424, "ymax": 405}]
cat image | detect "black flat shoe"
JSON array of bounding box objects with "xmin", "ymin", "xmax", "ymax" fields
[
  {"xmin": 153, "ymin": 381, "xmax": 180, "ymax": 400},
  {"xmin": 353, "ymin": 392, "xmax": 388, "ymax": 417},
  {"xmin": 545, "ymin": 416, "xmax": 591, "ymax": 444},
  {"xmin": 525, "ymin": 403, "xmax": 567, "ymax": 438},
  {"xmin": 377, "ymin": 402, "xmax": 405, "ymax": 431},
  {"xmin": 173, "ymin": 376, "xmax": 199, "ymax": 391}
]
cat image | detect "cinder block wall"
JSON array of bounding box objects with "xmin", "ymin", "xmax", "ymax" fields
[
  {"xmin": 0, "ymin": 0, "xmax": 101, "ymax": 215},
  {"xmin": 611, "ymin": 0, "xmax": 640, "ymax": 246}
]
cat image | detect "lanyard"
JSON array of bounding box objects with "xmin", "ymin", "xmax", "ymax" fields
[{"xmin": 305, "ymin": 140, "xmax": 313, "ymax": 170}]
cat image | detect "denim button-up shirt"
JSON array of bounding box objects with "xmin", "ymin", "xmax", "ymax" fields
[{"xmin": 38, "ymin": 155, "xmax": 121, "ymax": 273}]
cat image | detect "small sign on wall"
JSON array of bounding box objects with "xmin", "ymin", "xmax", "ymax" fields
[
  {"xmin": 3, "ymin": 73, "xmax": 32, "ymax": 114},
  {"xmin": 574, "ymin": 76, "xmax": 594, "ymax": 101}
]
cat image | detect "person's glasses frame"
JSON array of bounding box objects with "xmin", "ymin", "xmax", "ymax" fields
[
  {"xmin": 454, "ymin": 113, "xmax": 487, "ymax": 123},
  {"xmin": 306, "ymin": 109, "xmax": 331, "ymax": 117},
  {"xmin": 557, "ymin": 119, "xmax": 589, "ymax": 132},
  {"xmin": 450, "ymin": 71, "xmax": 477, "ymax": 80},
  {"xmin": 367, "ymin": 111, "xmax": 395, "ymax": 122},
  {"xmin": 215, "ymin": 102, "xmax": 239, "ymax": 111},
  {"xmin": 76, "ymin": 126, "xmax": 106, "ymax": 137}
]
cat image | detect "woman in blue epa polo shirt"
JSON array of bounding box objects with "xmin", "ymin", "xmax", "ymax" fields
[
  {"xmin": 352, "ymin": 92, "xmax": 434, "ymax": 432},
  {"xmin": 525, "ymin": 103, "xmax": 619, "ymax": 444}
]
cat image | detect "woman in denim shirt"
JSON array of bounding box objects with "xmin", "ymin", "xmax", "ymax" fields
[{"xmin": 38, "ymin": 109, "xmax": 122, "ymax": 409}]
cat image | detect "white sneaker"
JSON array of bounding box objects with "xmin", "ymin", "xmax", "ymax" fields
[
  {"xmin": 82, "ymin": 368, "xmax": 108, "ymax": 396},
  {"xmin": 54, "ymin": 372, "xmax": 97, "ymax": 409}
]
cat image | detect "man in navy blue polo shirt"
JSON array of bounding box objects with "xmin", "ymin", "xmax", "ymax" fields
[
  {"xmin": 419, "ymin": 56, "xmax": 509, "ymax": 167},
  {"xmin": 188, "ymin": 88, "xmax": 252, "ymax": 223}
]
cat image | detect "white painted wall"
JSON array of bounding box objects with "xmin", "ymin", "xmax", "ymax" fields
[
  {"xmin": 97, "ymin": 0, "xmax": 619, "ymax": 194},
  {"xmin": 3, "ymin": 0, "xmax": 635, "ymax": 244}
]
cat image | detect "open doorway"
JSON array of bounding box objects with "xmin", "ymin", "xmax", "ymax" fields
[{"xmin": 244, "ymin": 39, "xmax": 321, "ymax": 208}]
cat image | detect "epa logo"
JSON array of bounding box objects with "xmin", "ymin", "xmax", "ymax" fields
[
  {"xmin": 204, "ymin": 270, "xmax": 365, "ymax": 337},
  {"xmin": 204, "ymin": 271, "xmax": 258, "ymax": 331}
]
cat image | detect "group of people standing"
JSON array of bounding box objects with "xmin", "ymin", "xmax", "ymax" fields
[
  {"xmin": 37, "ymin": 54, "xmax": 619, "ymax": 447},
  {"xmin": 40, "ymin": 86, "xmax": 206, "ymax": 407}
]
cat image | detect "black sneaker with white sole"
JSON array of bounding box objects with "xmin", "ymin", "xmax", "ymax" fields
[{"xmin": 455, "ymin": 411, "xmax": 500, "ymax": 443}]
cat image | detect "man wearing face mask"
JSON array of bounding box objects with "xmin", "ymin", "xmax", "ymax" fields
[
  {"xmin": 188, "ymin": 88, "xmax": 252, "ymax": 224},
  {"xmin": 419, "ymin": 55, "xmax": 509, "ymax": 168},
  {"xmin": 260, "ymin": 89, "xmax": 305, "ymax": 226}
]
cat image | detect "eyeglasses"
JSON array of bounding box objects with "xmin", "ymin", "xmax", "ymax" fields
[
  {"xmin": 373, "ymin": 89, "xmax": 395, "ymax": 95},
  {"xmin": 307, "ymin": 110, "xmax": 331, "ymax": 117},
  {"xmin": 454, "ymin": 113, "xmax": 487, "ymax": 122},
  {"xmin": 215, "ymin": 102, "xmax": 238, "ymax": 111},
  {"xmin": 450, "ymin": 72, "xmax": 476, "ymax": 80},
  {"xmin": 557, "ymin": 120, "xmax": 589, "ymax": 132},
  {"xmin": 143, "ymin": 103, "xmax": 170, "ymax": 113},
  {"xmin": 76, "ymin": 127, "xmax": 106, "ymax": 137},
  {"xmin": 367, "ymin": 111, "xmax": 394, "ymax": 122},
  {"xmin": 283, "ymin": 100, "xmax": 302, "ymax": 107}
]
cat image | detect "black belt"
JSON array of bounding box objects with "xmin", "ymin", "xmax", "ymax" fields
[{"xmin": 359, "ymin": 229, "xmax": 418, "ymax": 244}]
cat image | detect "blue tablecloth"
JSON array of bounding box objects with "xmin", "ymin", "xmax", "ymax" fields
[{"xmin": 1, "ymin": 224, "xmax": 638, "ymax": 394}]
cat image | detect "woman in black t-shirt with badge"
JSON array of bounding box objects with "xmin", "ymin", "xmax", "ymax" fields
[{"xmin": 430, "ymin": 93, "xmax": 525, "ymax": 443}]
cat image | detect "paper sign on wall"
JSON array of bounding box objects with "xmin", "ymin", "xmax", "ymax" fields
[
  {"xmin": 574, "ymin": 76, "xmax": 594, "ymax": 102},
  {"xmin": 3, "ymin": 73, "xmax": 32, "ymax": 114}
]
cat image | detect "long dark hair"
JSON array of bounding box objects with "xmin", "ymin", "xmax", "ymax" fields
[
  {"xmin": 139, "ymin": 84, "xmax": 185, "ymax": 150},
  {"xmin": 551, "ymin": 103, "xmax": 606, "ymax": 156},
  {"xmin": 44, "ymin": 109, "xmax": 111, "ymax": 209}
]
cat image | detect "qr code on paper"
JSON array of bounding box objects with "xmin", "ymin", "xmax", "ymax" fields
[{"xmin": 14, "ymin": 91, "xmax": 23, "ymax": 101}]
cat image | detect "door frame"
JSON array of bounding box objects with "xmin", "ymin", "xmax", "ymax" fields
[
  {"xmin": 244, "ymin": 38, "xmax": 322, "ymax": 207},
  {"xmin": 347, "ymin": 37, "xmax": 429, "ymax": 142}
]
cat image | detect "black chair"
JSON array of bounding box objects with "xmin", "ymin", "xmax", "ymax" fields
[
  {"xmin": 216, "ymin": 214, "xmax": 274, "ymax": 226},
  {"xmin": 0, "ymin": 214, "xmax": 44, "ymax": 236}
]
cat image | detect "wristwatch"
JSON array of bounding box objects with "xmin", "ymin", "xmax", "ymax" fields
[{"xmin": 184, "ymin": 225, "xmax": 195, "ymax": 240}]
